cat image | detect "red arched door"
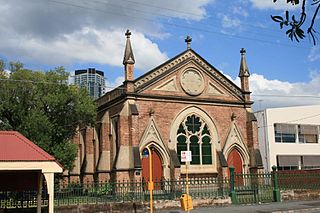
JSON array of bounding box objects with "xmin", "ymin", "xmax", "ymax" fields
[
  {"xmin": 227, "ymin": 148, "xmax": 243, "ymax": 174},
  {"xmin": 142, "ymin": 148, "xmax": 163, "ymax": 189}
]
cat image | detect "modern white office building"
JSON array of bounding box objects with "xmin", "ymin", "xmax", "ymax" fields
[
  {"xmin": 74, "ymin": 68, "xmax": 105, "ymax": 99},
  {"xmin": 255, "ymin": 105, "xmax": 320, "ymax": 172}
]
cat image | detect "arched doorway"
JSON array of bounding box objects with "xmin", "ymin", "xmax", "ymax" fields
[
  {"xmin": 227, "ymin": 148, "xmax": 244, "ymax": 185},
  {"xmin": 227, "ymin": 148, "xmax": 243, "ymax": 174},
  {"xmin": 141, "ymin": 148, "xmax": 163, "ymax": 189}
]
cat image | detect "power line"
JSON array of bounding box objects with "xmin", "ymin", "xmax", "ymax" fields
[
  {"xmin": 91, "ymin": 0, "xmax": 203, "ymax": 19},
  {"xmin": 62, "ymin": 0, "xmax": 291, "ymax": 41},
  {"xmin": 0, "ymin": 78, "xmax": 124, "ymax": 90},
  {"xmin": 1, "ymin": 78, "xmax": 320, "ymax": 99},
  {"xmin": 258, "ymin": 113, "xmax": 320, "ymax": 129},
  {"xmin": 74, "ymin": 0, "xmax": 288, "ymax": 36},
  {"xmin": 284, "ymin": 114, "xmax": 320, "ymax": 124},
  {"xmin": 253, "ymin": 94, "xmax": 320, "ymax": 99},
  {"xmin": 0, "ymin": 78, "xmax": 67, "ymax": 85},
  {"xmin": 79, "ymin": 0, "xmax": 306, "ymax": 43},
  {"xmin": 47, "ymin": 0, "xmax": 312, "ymax": 50}
]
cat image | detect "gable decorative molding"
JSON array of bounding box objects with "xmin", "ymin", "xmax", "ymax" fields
[
  {"xmin": 180, "ymin": 69, "xmax": 205, "ymax": 96},
  {"xmin": 223, "ymin": 122, "xmax": 250, "ymax": 167},
  {"xmin": 153, "ymin": 76, "xmax": 178, "ymax": 92},
  {"xmin": 139, "ymin": 118, "xmax": 171, "ymax": 179},
  {"xmin": 134, "ymin": 50, "xmax": 242, "ymax": 98},
  {"xmin": 139, "ymin": 118, "xmax": 168, "ymax": 153},
  {"xmin": 208, "ymin": 82, "xmax": 225, "ymax": 95}
]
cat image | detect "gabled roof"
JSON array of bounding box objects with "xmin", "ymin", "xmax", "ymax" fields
[
  {"xmin": 0, "ymin": 131, "xmax": 56, "ymax": 161},
  {"xmin": 133, "ymin": 48, "xmax": 243, "ymax": 97},
  {"xmin": 96, "ymin": 48, "xmax": 245, "ymax": 109}
]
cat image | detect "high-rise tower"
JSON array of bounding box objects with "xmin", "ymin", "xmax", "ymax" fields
[{"xmin": 74, "ymin": 68, "xmax": 105, "ymax": 99}]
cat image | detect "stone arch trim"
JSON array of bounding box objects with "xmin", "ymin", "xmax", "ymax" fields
[
  {"xmin": 169, "ymin": 106, "xmax": 221, "ymax": 173},
  {"xmin": 139, "ymin": 118, "xmax": 171, "ymax": 179},
  {"xmin": 169, "ymin": 106, "xmax": 220, "ymax": 150},
  {"xmin": 223, "ymin": 122, "xmax": 250, "ymax": 172}
]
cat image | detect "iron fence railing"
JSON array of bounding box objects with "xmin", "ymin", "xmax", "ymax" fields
[
  {"xmin": 54, "ymin": 177, "xmax": 229, "ymax": 206},
  {"xmin": 2, "ymin": 169, "xmax": 320, "ymax": 209},
  {"xmin": 0, "ymin": 190, "xmax": 48, "ymax": 209},
  {"xmin": 233, "ymin": 172, "xmax": 274, "ymax": 204}
]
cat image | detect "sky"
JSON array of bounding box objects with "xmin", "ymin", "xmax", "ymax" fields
[{"xmin": 0, "ymin": 0, "xmax": 320, "ymax": 111}]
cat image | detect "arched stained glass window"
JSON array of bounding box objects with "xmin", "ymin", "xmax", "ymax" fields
[{"xmin": 176, "ymin": 114, "xmax": 212, "ymax": 165}]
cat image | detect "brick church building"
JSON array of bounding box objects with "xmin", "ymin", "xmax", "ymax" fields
[{"xmin": 68, "ymin": 30, "xmax": 263, "ymax": 183}]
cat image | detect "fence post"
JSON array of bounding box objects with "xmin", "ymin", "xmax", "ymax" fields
[
  {"xmin": 272, "ymin": 166, "xmax": 281, "ymax": 202},
  {"xmin": 229, "ymin": 166, "xmax": 237, "ymax": 204}
]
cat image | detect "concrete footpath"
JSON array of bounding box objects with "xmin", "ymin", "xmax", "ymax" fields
[{"xmin": 157, "ymin": 200, "xmax": 320, "ymax": 213}]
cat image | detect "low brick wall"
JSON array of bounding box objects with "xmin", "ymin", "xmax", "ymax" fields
[
  {"xmin": 281, "ymin": 189, "xmax": 320, "ymax": 201},
  {"xmin": 154, "ymin": 197, "xmax": 230, "ymax": 210},
  {"xmin": 55, "ymin": 197, "xmax": 231, "ymax": 213},
  {"xmin": 55, "ymin": 202, "xmax": 148, "ymax": 213}
]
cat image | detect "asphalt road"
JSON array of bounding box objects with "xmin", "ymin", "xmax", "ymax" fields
[{"xmin": 156, "ymin": 200, "xmax": 320, "ymax": 213}]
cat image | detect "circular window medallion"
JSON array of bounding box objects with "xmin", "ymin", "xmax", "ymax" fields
[{"xmin": 180, "ymin": 69, "xmax": 205, "ymax": 96}]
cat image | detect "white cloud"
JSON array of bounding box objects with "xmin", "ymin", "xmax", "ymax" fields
[
  {"xmin": 105, "ymin": 76, "xmax": 125, "ymax": 92},
  {"xmin": 250, "ymin": 0, "xmax": 300, "ymax": 10},
  {"xmin": 308, "ymin": 46, "xmax": 320, "ymax": 62},
  {"xmin": 232, "ymin": 6, "xmax": 249, "ymax": 17},
  {"xmin": 245, "ymin": 73, "xmax": 320, "ymax": 110},
  {"xmin": 131, "ymin": 31, "xmax": 169, "ymax": 70},
  {"xmin": 0, "ymin": 0, "xmax": 210, "ymax": 69},
  {"xmin": 1, "ymin": 27, "xmax": 168, "ymax": 71},
  {"xmin": 249, "ymin": 73, "xmax": 293, "ymax": 94},
  {"xmin": 219, "ymin": 14, "xmax": 241, "ymax": 28}
]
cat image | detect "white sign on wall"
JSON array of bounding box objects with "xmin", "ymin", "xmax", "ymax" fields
[{"xmin": 181, "ymin": 151, "xmax": 192, "ymax": 162}]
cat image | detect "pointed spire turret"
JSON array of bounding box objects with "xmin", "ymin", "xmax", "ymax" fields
[
  {"xmin": 123, "ymin": 29, "xmax": 135, "ymax": 65},
  {"xmin": 238, "ymin": 48, "xmax": 251, "ymax": 103},
  {"xmin": 238, "ymin": 48, "xmax": 250, "ymax": 78},
  {"xmin": 123, "ymin": 29, "xmax": 135, "ymax": 92}
]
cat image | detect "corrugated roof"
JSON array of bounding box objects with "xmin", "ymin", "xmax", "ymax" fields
[{"xmin": 0, "ymin": 131, "xmax": 55, "ymax": 161}]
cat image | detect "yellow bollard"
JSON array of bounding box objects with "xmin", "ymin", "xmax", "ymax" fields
[{"xmin": 180, "ymin": 193, "xmax": 193, "ymax": 211}]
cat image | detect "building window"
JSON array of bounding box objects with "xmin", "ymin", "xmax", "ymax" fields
[
  {"xmin": 111, "ymin": 117, "xmax": 119, "ymax": 162},
  {"xmin": 298, "ymin": 125, "xmax": 318, "ymax": 143},
  {"xmin": 276, "ymin": 155, "xmax": 300, "ymax": 170},
  {"xmin": 274, "ymin": 123, "xmax": 296, "ymax": 143},
  {"xmin": 177, "ymin": 114, "xmax": 212, "ymax": 165},
  {"xmin": 277, "ymin": 155, "xmax": 320, "ymax": 170},
  {"xmin": 301, "ymin": 155, "xmax": 320, "ymax": 169}
]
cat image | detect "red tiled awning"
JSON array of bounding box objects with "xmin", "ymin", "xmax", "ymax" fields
[{"xmin": 0, "ymin": 131, "xmax": 55, "ymax": 161}]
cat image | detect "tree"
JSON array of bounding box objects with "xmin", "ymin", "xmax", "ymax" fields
[
  {"xmin": 272, "ymin": 0, "xmax": 319, "ymax": 45},
  {"xmin": 0, "ymin": 60, "xmax": 4, "ymax": 72},
  {"xmin": 0, "ymin": 61, "xmax": 96, "ymax": 171},
  {"xmin": 9, "ymin": 61, "xmax": 24, "ymax": 72}
]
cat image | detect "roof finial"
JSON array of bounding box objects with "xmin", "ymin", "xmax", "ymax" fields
[
  {"xmin": 185, "ymin": 35, "xmax": 192, "ymax": 50},
  {"xmin": 240, "ymin": 48, "xmax": 246, "ymax": 55},
  {"xmin": 125, "ymin": 29, "xmax": 131, "ymax": 38}
]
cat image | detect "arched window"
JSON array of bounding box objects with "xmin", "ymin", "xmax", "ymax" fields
[{"xmin": 176, "ymin": 114, "xmax": 212, "ymax": 165}]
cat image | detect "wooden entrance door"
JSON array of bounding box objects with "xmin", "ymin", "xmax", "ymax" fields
[
  {"xmin": 142, "ymin": 148, "xmax": 163, "ymax": 189},
  {"xmin": 227, "ymin": 148, "xmax": 244, "ymax": 185},
  {"xmin": 227, "ymin": 148, "xmax": 243, "ymax": 174}
]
